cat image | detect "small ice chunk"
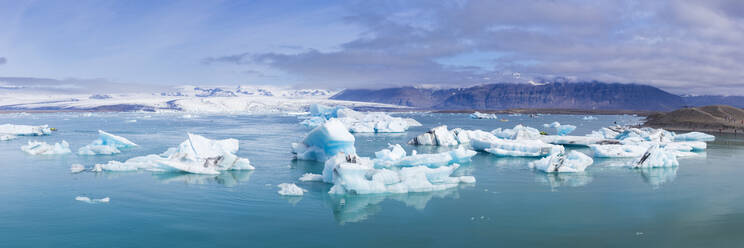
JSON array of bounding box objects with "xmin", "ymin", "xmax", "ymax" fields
[
  {"xmin": 277, "ymin": 183, "xmax": 307, "ymax": 196},
  {"xmin": 492, "ymin": 124, "xmax": 542, "ymax": 140},
  {"xmin": 582, "ymin": 116, "xmax": 598, "ymax": 120},
  {"xmin": 299, "ymin": 173, "xmax": 323, "ymax": 182},
  {"xmin": 292, "ymin": 119, "xmax": 356, "ymax": 162},
  {"xmin": 75, "ymin": 196, "xmax": 110, "ymax": 204},
  {"xmin": 70, "ymin": 164, "xmax": 85, "ymax": 173},
  {"xmin": 21, "ymin": 140, "xmax": 71, "ymax": 155},
  {"xmin": 529, "ymin": 151, "xmax": 594, "ymax": 173},
  {"xmin": 674, "ymin": 132, "xmax": 715, "ymax": 142},
  {"xmin": 78, "ymin": 130, "xmax": 138, "ymax": 155},
  {"xmin": 631, "ymin": 144, "xmax": 679, "ymax": 168},
  {"xmin": 1, "ymin": 134, "xmax": 17, "ymax": 141},
  {"xmin": 470, "ymin": 112, "xmax": 498, "ymax": 119},
  {"xmin": 543, "ymin": 122, "xmax": 576, "ymax": 136}
]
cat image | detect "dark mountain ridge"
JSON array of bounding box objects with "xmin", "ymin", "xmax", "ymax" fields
[{"xmin": 332, "ymin": 82, "xmax": 696, "ymax": 111}]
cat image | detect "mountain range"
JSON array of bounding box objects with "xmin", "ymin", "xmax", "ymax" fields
[{"xmin": 331, "ymin": 82, "xmax": 744, "ymax": 111}]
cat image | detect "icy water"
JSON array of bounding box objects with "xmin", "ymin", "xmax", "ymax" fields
[{"xmin": 2, "ymin": 112, "xmax": 744, "ymax": 247}]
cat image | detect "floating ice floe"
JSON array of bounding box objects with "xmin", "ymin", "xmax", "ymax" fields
[
  {"xmin": 484, "ymin": 139, "xmax": 564, "ymax": 157},
  {"xmin": 589, "ymin": 144, "xmax": 648, "ymax": 158},
  {"xmin": 78, "ymin": 130, "xmax": 138, "ymax": 155},
  {"xmin": 674, "ymin": 131, "xmax": 715, "ymax": 142},
  {"xmin": 21, "ymin": 140, "xmax": 71, "ymax": 155},
  {"xmin": 630, "ymin": 145, "xmax": 679, "ymax": 168},
  {"xmin": 70, "ymin": 164, "xmax": 86, "ymax": 173},
  {"xmin": 93, "ymin": 133, "xmax": 254, "ymax": 174},
  {"xmin": 0, "ymin": 124, "xmax": 53, "ymax": 140},
  {"xmin": 322, "ymin": 153, "xmax": 475, "ymax": 195},
  {"xmin": 299, "ymin": 173, "xmax": 323, "ymax": 182},
  {"xmin": 302, "ymin": 104, "xmax": 421, "ymax": 133},
  {"xmin": 292, "ymin": 119, "xmax": 356, "ymax": 162},
  {"xmin": 469, "ymin": 112, "xmax": 498, "ymax": 119},
  {"xmin": 75, "ymin": 196, "xmax": 110, "ymax": 204},
  {"xmin": 539, "ymin": 135, "xmax": 615, "ymax": 146},
  {"xmin": 582, "ymin": 116, "xmax": 598, "ymax": 120},
  {"xmin": 492, "ymin": 124, "xmax": 542, "ymax": 140},
  {"xmin": 373, "ymin": 144, "xmax": 476, "ymax": 168},
  {"xmin": 543, "ymin": 122, "xmax": 576, "ymax": 136},
  {"xmin": 529, "ymin": 151, "xmax": 593, "ymax": 173},
  {"xmin": 278, "ymin": 183, "xmax": 307, "ymax": 196}
]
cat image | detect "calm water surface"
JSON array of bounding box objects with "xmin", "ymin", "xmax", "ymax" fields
[{"xmin": 1, "ymin": 112, "xmax": 743, "ymax": 247}]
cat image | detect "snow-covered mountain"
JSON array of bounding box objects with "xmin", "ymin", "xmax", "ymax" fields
[{"xmin": 160, "ymin": 85, "xmax": 338, "ymax": 98}]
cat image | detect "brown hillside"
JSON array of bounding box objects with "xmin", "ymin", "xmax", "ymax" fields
[{"xmin": 644, "ymin": 105, "xmax": 744, "ymax": 133}]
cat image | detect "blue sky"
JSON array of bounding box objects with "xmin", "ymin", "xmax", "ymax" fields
[{"xmin": 1, "ymin": 0, "xmax": 743, "ymax": 95}]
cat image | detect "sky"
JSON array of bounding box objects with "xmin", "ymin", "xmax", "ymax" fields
[{"xmin": 0, "ymin": 0, "xmax": 743, "ymax": 95}]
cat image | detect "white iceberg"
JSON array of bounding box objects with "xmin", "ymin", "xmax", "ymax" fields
[
  {"xmin": 582, "ymin": 116, "xmax": 598, "ymax": 120},
  {"xmin": 278, "ymin": 183, "xmax": 307, "ymax": 196},
  {"xmin": 322, "ymin": 154, "xmax": 475, "ymax": 195},
  {"xmin": 630, "ymin": 145, "xmax": 679, "ymax": 168},
  {"xmin": 674, "ymin": 132, "xmax": 715, "ymax": 142},
  {"xmin": 484, "ymin": 139, "xmax": 564, "ymax": 157},
  {"xmin": 492, "ymin": 124, "xmax": 542, "ymax": 140},
  {"xmin": 539, "ymin": 135, "xmax": 611, "ymax": 146},
  {"xmin": 373, "ymin": 144, "xmax": 477, "ymax": 168},
  {"xmin": 543, "ymin": 122, "xmax": 576, "ymax": 136},
  {"xmin": 336, "ymin": 109, "xmax": 415, "ymax": 133},
  {"xmin": 70, "ymin": 164, "xmax": 86, "ymax": 173},
  {"xmin": 470, "ymin": 112, "xmax": 498, "ymax": 119},
  {"xmin": 292, "ymin": 119, "xmax": 356, "ymax": 162},
  {"xmin": 78, "ymin": 130, "xmax": 138, "ymax": 155},
  {"xmin": 21, "ymin": 140, "xmax": 71, "ymax": 155},
  {"xmin": 529, "ymin": 151, "xmax": 593, "ymax": 173},
  {"xmin": 408, "ymin": 125, "xmax": 459, "ymax": 146},
  {"xmin": 299, "ymin": 173, "xmax": 323, "ymax": 182},
  {"xmin": 1, "ymin": 135, "xmax": 17, "ymax": 141},
  {"xmin": 0, "ymin": 124, "xmax": 52, "ymax": 136},
  {"xmin": 589, "ymin": 144, "xmax": 648, "ymax": 158},
  {"xmin": 94, "ymin": 133, "xmax": 254, "ymax": 174},
  {"xmin": 75, "ymin": 196, "xmax": 110, "ymax": 204}
]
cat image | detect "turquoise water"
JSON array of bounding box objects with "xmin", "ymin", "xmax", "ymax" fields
[{"xmin": 1, "ymin": 112, "xmax": 743, "ymax": 247}]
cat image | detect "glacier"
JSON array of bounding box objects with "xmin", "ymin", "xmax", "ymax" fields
[
  {"xmin": 292, "ymin": 119, "xmax": 356, "ymax": 162},
  {"xmin": 21, "ymin": 140, "xmax": 71, "ymax": 155},
  {"xmin": 93, "ymin": 133, "xmax": 254, "ymax": 174},
  {"xmin": 529, "ymin": 151, "xmax": 594, "ymax": 173},
  {"xmin": 78, "ymin": 130, "xmax": 138, "ymax": 155}
]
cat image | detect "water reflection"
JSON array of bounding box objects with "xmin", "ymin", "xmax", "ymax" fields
[
  {"xmin": 534, "ymin": 172, "xmax": 593, "ymax": 190},
  {"xmin": 636, "ymin": 167, "xmax": 678, "ymax": 188},
  {"xmin": 152, "ymin": 170, "xmax": 254, "ymax": 187},
  {"xmin": 323, "ymin": 188, "xmax": 465, "ymax": 225}
]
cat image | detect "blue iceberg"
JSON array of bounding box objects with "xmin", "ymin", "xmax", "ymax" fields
[
  {"xmin": 78, "ymin": 130, "xmax": 138, "ymax": 155},
  {"xmin": 292, "ymin": 119, "xmax": 356, "ymax": 162}
]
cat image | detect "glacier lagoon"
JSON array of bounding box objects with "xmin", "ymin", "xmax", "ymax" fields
[{"xmin": 1, "ymin": 112, "xmax": 744, "ymax": 247}]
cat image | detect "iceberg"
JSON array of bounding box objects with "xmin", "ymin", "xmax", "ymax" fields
[
  {"xmin": 1, "ymin": 135, "xmax": 17, "ymax": 141},
  {"xmin": 75, "ymin": 196, "xmax": 110, "ymax": 204},
  {"xmin": 0, "ymin": 124, "xmax": 52, "ymax": 136},
  {"xmin": 309, "ymin": 104, "xmax": 344, "ymax": 119},
  {"xmin": 408, "ymin": 125, "xmax": 459, "ymax": 146},
  {"xmin": 299, "ymin": 173, "xmax": 323, "ymax": 182},
  {"xmin": 589, "ymin": 144, "xmax": 648, "ymax": 158},
  {"xmin": 543, "ymin": 122, "xmax": 576, "ymax": 136},
  {"xmin": 484, "ymin": 139, "xmax": 564, "ymax": 157},
  {"xmin": 278, "ymin": 183, "xmax": 307, "ymax": 196},
  {"xmin": 373, "ymin": 144, "xmax": 477, "ymax": 168},
  {"xmin": 582, "ymin": 116, "xmax": 598, "ymax": 120},
  {"xmin": 94, "ymin": 133, "xmax": 254, "ymax": 174},
  {"xmin": 21, "ymin": 140, "xmax": 71, "ymax": 155},
  {"xmin": 299, "ymin": 116, "xmax": 326, "ymax": 128},
  {"xmin": 70, "ymin": 164, "xmax": 86, "ymax": 173},
  {"xmin": 470, "ymin": 112, "xmax": 498, "ymax": 119},
  {"xmin": 674, "ymin": 132, "xmax": 715, "ymax": 142},
  {"xmin": 539, "ymin": 135, "xmax": 611, "ymax": 146},
  {"xmin": 78, "ymin": 130, "xmax": 138, "ymax": 155},
  {"xmin": 336, "ymin": 109, "xmax": 414, "ymax": 133},
  {"xmin": 529, "ymin": 151, "xmax": 594, "ymax": 173},
  {"xmin": 322, "ymin": 153, "xmax": 475, "ymax": 195},
  {"xmin": 292, "ymin": 119, "xmax": 356, "ymax": 162},
  {"xmin": 492, "ymin": 124, "xmax": 542, "ymax": 140},
  {"xmin": 630, "ymin": 145, "xmax": 679, "ymax": 168}
]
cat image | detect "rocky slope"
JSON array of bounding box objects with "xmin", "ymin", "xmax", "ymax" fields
[{"xmin": 644, "ymin": 105, "xmax": 744, "ymax": 133}]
